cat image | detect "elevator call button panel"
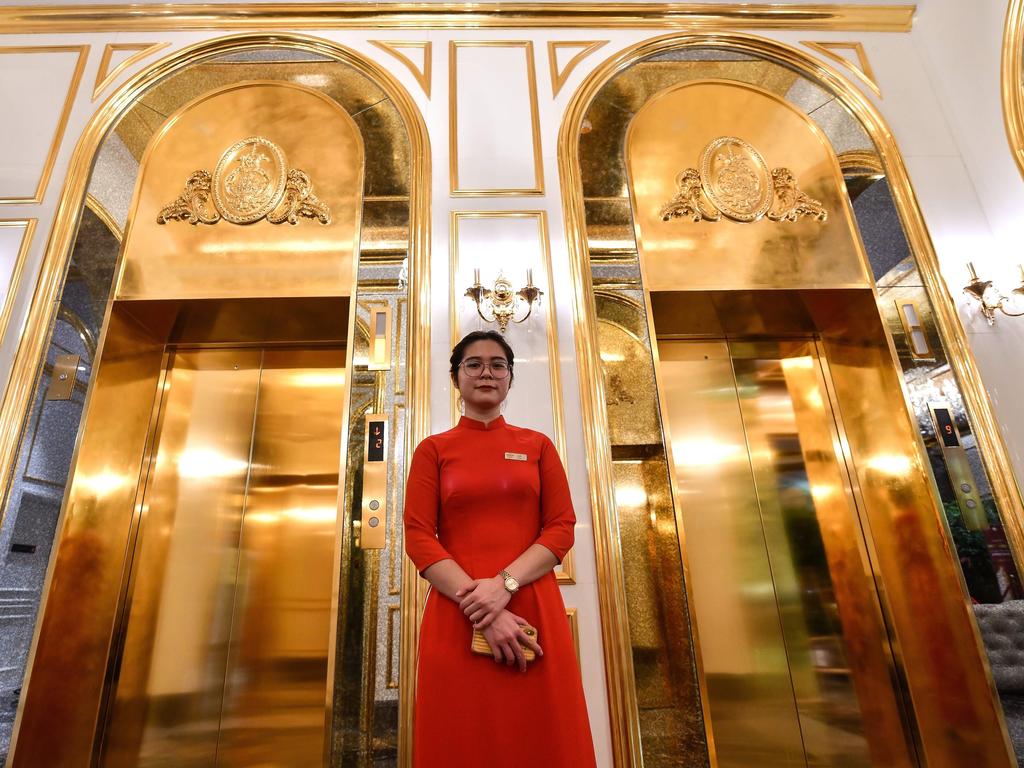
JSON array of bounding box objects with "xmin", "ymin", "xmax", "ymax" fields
[
  {"xmin": 929, "ymin": 403, "xmax": 987, "ymax": 531},
  {"xmin": 359, "ymin": 414, "xmax": 387, "ymax": 549}
]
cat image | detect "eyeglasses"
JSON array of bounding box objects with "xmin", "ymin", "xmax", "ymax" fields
[{"xmin": 459, "ymin": 359, "xmax": 511, "ymax": 379}]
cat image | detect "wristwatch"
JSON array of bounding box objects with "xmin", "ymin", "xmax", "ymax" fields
[{"xmin": 500, "ymin": 569, "xmax": 520, "ymax": 594}]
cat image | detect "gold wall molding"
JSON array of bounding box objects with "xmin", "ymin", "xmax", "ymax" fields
[
  {"xmin": 92, "ymin": 42, "xmax": 169, "ymax": 100},
  {"xmin": 369, "ymin": 40, "xmax": 432, "ymax": 98},
  {"xmin": 802, "ymin": 40, "xmax": 881, "ymax": 97},
  {"xmin": 0, "ymin": 4, "xmax": 916, "ymax": 32},
  {"xmin": 559, "ymin": 31, "xmax": 1023, "ymax": 768},
  {"xmin": 448, "ymin": 210, "xmax": 574, "ymax": 584},
  {"xmin": 0, "ymin": 219, "xmax": 36, "ymax": 346},
  {"xmin": 0, "ymin": 45, "xmax": 88, "ymax": 204},
  {"xmin": 1003, "ymin": 0, "xmax": 1024, "ymax": 180},
  {"xmin": 448, "ymin": 41, "xmax": 544, "ymax": 196},
  {"xmin": 84, "ymin": 193, "xmax": 123, "ymax": 241},
  {"xmin": 0, "ymin": 33, "xmax": 431, "ymax": 768},
  {"xmin": 548, "ymin": 40, "xmax": 607, "ymax": 98}
]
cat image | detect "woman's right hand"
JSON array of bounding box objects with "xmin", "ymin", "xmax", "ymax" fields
[{"xmin": 481, "ymin": 610, "xmax": 544, "ymax": 672}]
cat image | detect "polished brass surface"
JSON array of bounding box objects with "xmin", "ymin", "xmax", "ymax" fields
[
  {"xmin": 928, "ymin": 403, "xmax": 988, "ymax": 531},
  {"xmin": 359, "ymin": 413, "xmax": 388, "ymax": 549},
  {"xmin": 44, "ymin": 353, "xmax": 79, "ymax": 400},
  {"xmin": 1004, "ymin": 0, "xmax": 1024, "ymax": 180},
  {"xmin": 0, "ymin": 35, "xmax": 432, "ymax": 768},
  {"xmin": 92, "ymin": 43, "xmax": 170, "ymax": 100},
  {"xmin": 98, "ymin": 346, "xmax": 345, "ymax": 766},
  {"xmin": 559, "ymin": 34, "xmax": 1023, "ymax": 767},
  {"xmin": 448, "ymin": 41, "xmax": 544, "ymax": 196},
  {"xmin": 367, "ymin": 305, "xmax": 393, "ymax": 371},
  {"xmin": 800, "ymin": 41, "xmax": 881, "ymax": 97},
  {"xmin": 117, "ymin": 81, "xmax": 362, "ymax": 300},
  {"xmin": 627, "ymin": 80, "xmax": 868, "ymax": 291},
  {"xmin": 0, "ymin": 45, "xmax": 88, "ymax": 204},
  {"xmin": 0, "ymin": 4, "xmax": 918, "ymax": 33}
]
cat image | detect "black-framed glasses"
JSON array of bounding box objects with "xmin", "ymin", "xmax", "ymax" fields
[{"xmin": 460, "ymin": 358, "xmax": 511, "ymax": 379}]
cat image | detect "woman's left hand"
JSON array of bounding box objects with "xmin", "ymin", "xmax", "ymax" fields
[{"xmin": 456, "ymin": 576, "xmax": 511, "ymax": 630}]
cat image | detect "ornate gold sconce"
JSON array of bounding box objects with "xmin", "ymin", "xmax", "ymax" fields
[
  {"xmin": 963, "ymin": 262, "xmax": 1024, "ymax": 324},
  {"xmin": 465, "ymin": 270, "xmax": 543, "ymax": 333}
]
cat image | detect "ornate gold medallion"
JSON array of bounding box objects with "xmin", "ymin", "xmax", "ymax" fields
[
  {"xmin": 213, "ymin": 136, "xmax": 287, "ymax": 224},
  {"xmin": 157, "ymin": 136, "xmax": 332, "ymax": 227},
  {"xmin": 699, "ymin": 136, "xmax": 772, "ymax": 222},
  {"xmin": 659, "ymin": 135, "xmax": 827, "ymax": 225}
]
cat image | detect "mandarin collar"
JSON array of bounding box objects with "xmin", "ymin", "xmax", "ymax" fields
[{"xmin": 458, "ymin": 415, "xmax": 507, "ymax": 431}]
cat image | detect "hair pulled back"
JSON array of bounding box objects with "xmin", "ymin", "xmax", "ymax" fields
[{"xmin": 449, "ymin": 330, "xmax": 515, "ymax": 385}]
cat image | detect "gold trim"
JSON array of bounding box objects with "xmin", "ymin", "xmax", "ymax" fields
[
  {"xmin": 1003, "ymin": 0, "xmax": 1024, "ymax": 180},
  {"xmin": 566, "ymin": 606, "xmax": 580, "ymax": 666},
  {"xmin": 0, "ymin": 219, "xmax": 36, "ymax": 347},
  {"xmin": 802, "ymin": 40, "xmax": 881, "ymax": 97},
  {"xmin": 894, "ymin": 298, "xmax": 935, "ymax": 360},
  {"xmin": 448, "ymin": 210, "xmax": 574, "ymax": 584},
  {"xmin": 559, "ymin": 31, "xmax": 1024, "ymax": 768},
  {"xmin": 92, "ymin": 42, "xmax": 169, "ymax": 100},
  {"xmin": 369, "ymin": 40, "xmax": 432, "ymax": 98},
  {"xmin": 83, "ymin": 193, "xmax": 123, "ymax": 242},
  {"xmin": 0, "ymin": 4, "xmax": 917, "ymax": 32},
  {"xmin": 0, "ymin": 45, "xmax": 88, "ymax": 205},
  {"xmin": 548, "ymin": 40, "xmax": 607, "ymax": 98},
  {"xmin": 448, "ymin": 41, "xmax": 544, "ymax": 196},
  {"xmin": 838, "ymin": 148, "xmax": 885, "ymax": 174},
  {"xmin": 0, "ymin": 33, "xmax": 430, "ymax": 768}
]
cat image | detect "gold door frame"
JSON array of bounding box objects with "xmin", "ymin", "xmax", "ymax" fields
[
  {"xmin": 558, "ymin": 31, "xmax": 1024, "ymax": 767},
  {"xmin": 0, "ymin": 32, "xmax": 432, "ymax": 768}
]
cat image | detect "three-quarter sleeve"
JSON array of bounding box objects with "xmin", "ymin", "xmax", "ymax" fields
[
  {"xmin": 534, "ymin": 436, "xmax": 576, "ymax": 563},
  {"xmin": 404, "ymin": 438, "xmax": 454, "ymax": 575}
]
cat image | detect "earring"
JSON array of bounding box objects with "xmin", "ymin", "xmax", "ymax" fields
[
  {"xmin": 500, "ymin": 399, "xmax": 507, "ymax": 413},
  {"xmin": 457, "ymin": 395, "xmax": 465, "ymax": 414}
]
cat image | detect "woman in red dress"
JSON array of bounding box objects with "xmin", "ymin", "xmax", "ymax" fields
[{"xmin": 404, "ymin": 330, "xmax": 597, "ymax": 767}]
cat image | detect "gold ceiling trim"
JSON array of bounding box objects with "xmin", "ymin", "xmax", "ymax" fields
[
  {"xmin": 92, "ymin": 42, "xmax": 169, "ymax": 100},
  {"xmin": 0, "ymin": 33, "xmax": 431, "ymax": 768},
  {"xmin": 0, "ymin": 219, "xmax": 37, "ymax": 347},
  {"xmin": 1003, "ymin": 0, "xmax": 1024, "ymax": 180},
  {"xmin": 369, "ymin": 40, "xmax": 432, "ymax": 97},
  {"xmin": 0, "ymin": 3, "xmax": 916, "ymax": 32},
  {"xmin": 448, "ymin": 41, "xmax": 544, "ymax": 196},
  {"xmin": 548, "ymin": 40, "xmax": 608, "ymax": 98},
  {"xmin": 558, "ymin": 30, "xmax": 1021, "ymax": 768},
  {"xmin": 802, "ymin": 40, "xmax": 881, "ymax": 97},
  {"xmin": 838, "ymin": 148, "xmax": 884, "ymax": 174},
  {"xmin": 0, "ymin": 45, "xmax": 88, "ymax": 205}
]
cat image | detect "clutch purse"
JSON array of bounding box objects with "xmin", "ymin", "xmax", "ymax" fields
[{"xmin": 471, "ymin": 624, "xmax": 539, "ymax": 662}]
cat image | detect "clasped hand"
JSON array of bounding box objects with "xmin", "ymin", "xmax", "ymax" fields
[
  {"xmin": 479, "ymin": 609, "xmax": 544, "ymax": 671},
  {"xmin": 456, "ymin": 575, "xmax": 510, "ymax": 629}
]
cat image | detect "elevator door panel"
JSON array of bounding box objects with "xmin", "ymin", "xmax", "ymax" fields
[
  {"xmin": 657, "ymin": 339, "xmax": 914, "ymax": 768},
  {"xmin": 100, "ymin": 347, "xmax": 346, "ymax": 767}
]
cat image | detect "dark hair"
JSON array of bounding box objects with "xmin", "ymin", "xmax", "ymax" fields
[{"xmin": 450, "ymin": 330, "xmax": 515, "ymax": 385}]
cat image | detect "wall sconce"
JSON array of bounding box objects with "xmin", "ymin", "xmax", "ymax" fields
[
  {"xmin": 963, "ymin": 262, "xmax": 1024, "ymax": 325},
  {"xmin": 465, "ymin": 269, "xmax": 543, "ymax": 333}
]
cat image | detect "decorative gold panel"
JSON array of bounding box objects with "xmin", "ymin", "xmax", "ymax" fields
[
  {"xmin": 369, "ymin": 40, "xmax": 432, "ymax": 97},
  {"xmin": 802, "ymin": 41, "xmax": 881, "ymax": 97},
  {"xmin": 548, "ymin": 41, "xmax": 608, "ymax": 98},
  {"xmin": 0, "ymin": 219, "xmax": 36, "ymax": 345},
  {"xmin": 1004, "ymin": 0, "xmax": 1024, "ymax": 180},
  {"xmin": 92, "ymin": 42, "xmax": 170, "ymax": 100},
  {"xmin": 116, "ymin": 80, "xmax": 363, "ymax": 300},
  {"xmin": 0, "ymin": 45, "xmax": 88, "ymax": 204},
  {"xmin": 627, "ymin": 79, "xmax": 870, "ymax": 292}
]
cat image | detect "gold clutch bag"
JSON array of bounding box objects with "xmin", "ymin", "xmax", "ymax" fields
[{"xmin": 471, "ymin": 624, "xmax": 538, "ymax": 662}]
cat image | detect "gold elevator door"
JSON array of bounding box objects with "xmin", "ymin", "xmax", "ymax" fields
[
  {"xmin": 658, "ymin": 338, "xmax": 915, "ymax": 768},
  {"xmin": 99, "ymin": 346, "xmax": 346, "ymax": 767}
]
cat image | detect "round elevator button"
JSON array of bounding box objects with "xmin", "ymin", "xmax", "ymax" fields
[
  {"xmin": 369, "ymin": 516, "xmax": 380, "ymax": 527},
  {"xmin": 369, "ymin": 499, "xmax": 380, "ymax": 511},
  {"xmin": 960, "ymin": 483, "xmax": 972, "ymax": 493},
  {"xmin": 965, "ymin": 499, "xmax": 977, "ymax": 509}
]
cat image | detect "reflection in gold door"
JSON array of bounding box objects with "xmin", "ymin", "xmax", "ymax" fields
[
  {"xmin": 99, "ymin": 346, "xmax": 346, "ymax": 767},
  {"xmin": 657, "ymin": 338, "xmax": 915, "ymax": 768}
]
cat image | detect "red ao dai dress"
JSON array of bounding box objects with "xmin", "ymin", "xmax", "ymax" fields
[{"xmin": 404, "ymin": 416, "xmax": 597, "ymax": 767}]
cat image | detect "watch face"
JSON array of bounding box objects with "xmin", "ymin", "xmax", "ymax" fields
[{"xmin": 505, "ymin": 577, "xmax": 517, "ymax": 591}]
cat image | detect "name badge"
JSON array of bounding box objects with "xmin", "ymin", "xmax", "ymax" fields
[{"xmin": 504, "ymin": 452, "xmax": 527, "ymax": 461}]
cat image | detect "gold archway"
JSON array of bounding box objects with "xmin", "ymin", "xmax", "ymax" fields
[
  {"xmin": 559, "ymin": 31, "xmax": 1023, "ymax": 767},
  {"xmin": 0, "ymin": 32, "xmax": 431, "ymax": 767}
]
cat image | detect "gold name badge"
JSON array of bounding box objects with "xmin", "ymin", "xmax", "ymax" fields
[{"xmin": 504, "ymin": 452, "xmax": 527, "ymax": 461}]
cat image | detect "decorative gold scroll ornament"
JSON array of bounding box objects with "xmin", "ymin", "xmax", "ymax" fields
[
  {"xmin": 157, "ymin": 136, "xmax": 332, "ymax": 226},
  {"xmin": 660, "ymin": 136, "xmax": 827, "ymax": 224}
]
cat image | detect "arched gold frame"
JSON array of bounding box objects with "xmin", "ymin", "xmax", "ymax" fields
[
  {"xmin": 0, "ymin": 32, "xmax": 431, "ymax": 767},
  {"xmin": 1004, "ymin": 0, "xmax": 1024, "ymax": 180},
  {"xmin": 559, "ymin": 31, "xmax": 1024, "ymax": 767}
]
